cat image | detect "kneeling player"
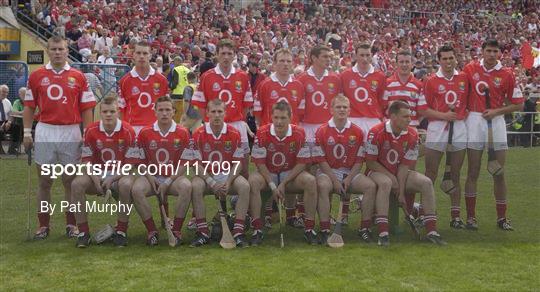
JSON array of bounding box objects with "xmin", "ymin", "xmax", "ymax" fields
[
  {"xmin": 131, "ymin": 96, "xmax": 193, "ymax": 246},
  {"xmin": 365, "ymin": 100, "xmax": 446, "ymax": 246},
  {"xmin": 418, "ymin": 45, "xmax": 468, "ymax": 229},
  {"xmin": 190, "ymin": 99, "xmax": 252, "ymax": 247},
  {"xmin": 311, "ymin": 95, "xmax": 377, "ymax": 245},
  {"xmin": 71, "ymin": 96, "xmax": 138, "ymax": 247},
  {"xmin": 249, "ymin": 101, "xmax": 317, "ymax": 245}
]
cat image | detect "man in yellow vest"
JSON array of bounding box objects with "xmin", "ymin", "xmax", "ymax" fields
[
  {"xmin": 181, "ymin": 72, "xmax": 202, "ymax": 132},
  {"xmin": 170, "ymin": 56, "xmax": 191, "ymax": 122}
]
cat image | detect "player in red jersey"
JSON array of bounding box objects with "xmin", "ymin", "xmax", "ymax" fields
[
  {"xmin": 418, "ymin": 45, "xmax": 469, "ymax": 229},
  {"xmin": 130, "ymin": 96, "xmax": 193, "ymax": 246},
  {"xmin": 70, "ymin": 96, "xmax": 138, "ymax": 247},
  {"xmin": 23, "ymin": 36, "xmax": 96, "ymax": 240},
  {"xmin": 191, "ymin": 39, "xmax": 253, "ymax": 158},
  {"xmin": 462, "ymin": 39, "xmax": 524, "ymax": 231},
  {"xmin": 365, "ymin": 100, "xmax": 446, "ymax": 246},
  {"xmin": 249, "ymin": 101, "xmax": 317, "ymax": 246},
  {"xmin": 118, "ymin": 41, "xmax": 169, "ymax": 136},
  {"xmin": 254, "ymin": 48, "xmax": 305, "ymax": 126},
  {"xmin": 340, "ymin": 43, "xmax": 386, "ymax": 137},
  {"xmin": 311, "ymin": 95, "xmax": 377, "ymax": 245},
  {"xmin": 189, "ymin": 99, "xmax": 253, "ymax": 248},
  {"xmin": 382, "ymin": 50, "xmax": 426, "ymax": 127}
]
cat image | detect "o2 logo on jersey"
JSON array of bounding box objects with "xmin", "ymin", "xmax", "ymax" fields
[
  {"xmin": 475, "ymin": 81, "xmax": 489, "ymax": 96},
  {"xmin": 208, "ymin": 150, "xmax": 223, "ymax": 163},
  {"xmin": 271, "ymin": 152, "xmax": 288, "ymax": 168},
  {"xmin": 386, "ymin": 149, "xmax": 399, "ymax": 165},
  {"xmin": 46, "ymin": 84, "xmax": 68, "ymax": 104},
  {"xmin": 354, "ymin": 87, "xmax": 372, "ymax": 105},
  {"xmin": 218, "ymin": 90, "xmax": 235, "ymax": 108},
  {"xmin": 311, "ymin": 91, "xmax": 328, "ymax": 109},
  {"xmin": 155, "ymin": 148, "xmax": 170, "ymax": 164},
  {"xmin": 445, "ymin": 90, "xmax": 458, "ymax": 106},
  {"xmin": 332, "ymin": 144, "xmax": 346, "ymax": 160},
  {"xmin": 100, "ymin": 148, "xmax": 116, "ymax": 162},
  {"xmin": 137, "ymin": 92, "xmax": 153, "ymax": 108}
]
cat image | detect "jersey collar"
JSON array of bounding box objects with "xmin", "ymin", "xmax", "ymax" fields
[
  {"xmin": 204, "ymin": 122, "xmax": 228, "ymax": 139},
  {"xmin": 270, "ymin": 73, "xmax": 293, "ymax": 87},
  {"xmin": 270, "ymin": 124, "xmax": 292, "ymax": 141},
  {"xmin": 129, "ymin": 67, "xmax": 156, "ymax": 81},
  {"xmin": 99, "ymin": 119, "xmax": 122, "ymax": 137},
  {"xmin": 435, "ymin": 69, "xmax": 459, "ymax": 81},
  {"xmin": 153, "ymin": 121, "xmax": 177, "ymax": 137},
  {"xmin": 215, "ymin": 64, "xmax": 236, "ymax": 79},
  {"xmin": 45, "ymin": 62, "xmax": 71, "ymax": 74},
  {"xmin": 385, "ymin": 121, "xmax": 408, "ymax": 139},
  {"xmin": 328, "ymin": 118, "xmax": 351, "ymax": 133},
  {"xmin": 307, "ymin": 66, "xmax": 329, "ymax": 82},
  {"xmin": 352, "ymin": 64, "xmax": 374, "ymax": 77},
  {"xmin": 479, "ymin": 59, "xmax": 503, "ymax": 72}
]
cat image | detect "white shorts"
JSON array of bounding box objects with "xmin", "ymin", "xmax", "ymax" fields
[
  {"xmin": 466, "ymin": 112, "xmax": 508, "ymax": 151},
  {"xmin": 425, "ymin": 120, "xmax": 467, "ymax": 152},
  {"xmin": 229, "ymin": 121, "xmax": 250, "ymax": 155},
  {"xmin": 300, "ymin": 122, "xmax": 322, "ymax": 144},
  {"xmin": 34, "ymin": 122, "xmax": 81, "ymax": 165},
  {"xmin": 133, "ymin": 126, "xmax": 144, "ymax": 137},
  {"xmin": 349, "ymin": 117, "xmax": 381, "ymax": 141},
  {"xmin": 269, "ymin": 170, "xmax": 291, "ymax": 186},
  {"xmin": 316, "ymin": 167, "xmax": 352, "ymax": 183}
]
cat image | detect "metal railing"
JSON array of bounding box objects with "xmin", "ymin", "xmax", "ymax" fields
[
  {"xmin": 71, "ymin": 63, "xmax": 131, "ymax": 101},
  {"xmin": 0, "ymin": 61, "xmax": 29, "ymax": 103},
  {"xmin": 506, "ymin": 111, "xmax": 540, "ymax": 148}
]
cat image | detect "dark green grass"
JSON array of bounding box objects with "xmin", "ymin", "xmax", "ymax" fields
[{"xmin": 1, "ymin": 148, "xmax": 539, "ymax": 291}]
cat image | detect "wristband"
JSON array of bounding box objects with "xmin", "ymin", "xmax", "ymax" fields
[
  {"xmin": 163, "ymin": 178, "xmax": 173, "ymax": 186},
  {"xmin": 269, "ymin": 182, "xmax": 277, "ymax": 191},
  {"xmin": 205, "ymin": 177, "xmax": 216, "ymax": 188}
]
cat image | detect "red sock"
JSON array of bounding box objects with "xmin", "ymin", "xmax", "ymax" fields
[
  {"xmin": 405, "ymin": 193, "xmax": 415, "ymax": 214},
  {"xmin": 38, "ymin": 212, "xmax": 50, "ymax": 228},
  {"xmin": 450, "ymin": 206, "xmax": 460, "ymax": 219},
  {"xmin": 360, "ymin": 219, "xmax": 372, "ymax": 229},
  {"xmin": 465, "ymin": 193, "xmax": 477, "ymax": 219},
  {"xmin": 342, "ymin": 200, "xmax": 350, "ymax": 219},
  {"xmin": 196, "ymin": 218, "xmax": 209, "ymax": 237},
  {"xmin": 143, "ymin": 217, "xmax": 158, "ymax": 233},
  {"xmin": 77, "ymin": 222, "xmax": 89, "ymax": 234},
  {"xmin": 172, "ymin": 217, "xmax": 185, "ymax": 234},
  {"xmin": 163, "ymin": 202, "xmax": 169, "ymax": 218},
  {"xmin": 296, "ymin": 200, "xmax": 305, "ymax": 217},
  {"xmin": 66, "ymin": 212, "xmax": 76, "ymax": 226},
  {"xmin": 375, "ymin": 216, "xmax": 389, "ymax": 236},
  {"xmin": 304, "ymin": 218, "xmax": 314, "ymax": 231},
  {"xmin": 252, "ymin": 218, "xmax": 263, "ymax": 231},
  {"xmin": 320, "ymin": 221, "xmax": 330, "ymax": 232},
  {"xmin": 116, "ymin": 220, "xmax": 128, "ymax": 233},
  {"xmin": 423, "ymin": 214, "xmax": 437, "ymax": 234},
  {"xmin": 496, "ymin": 200, "xmax": 507, "ymax": 220},
  {"xmin": 233, "ymin": 219, "xmax": 245, "ymax": 237},
  {"xmin": 286, "ymin": 208, "xmax": 295, "ymax": 220}
]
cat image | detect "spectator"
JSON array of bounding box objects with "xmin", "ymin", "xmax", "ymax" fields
[
  {"xmin": 77, "ymin": 30, "xmax": 93, "ymax": 61},
  {"xmin": 0, "ymin": 85, "xmax": 13, "ymax": 154},
  {"xmin": 7, "ymin": 87, "xmax": 25, "ymax": 154}
]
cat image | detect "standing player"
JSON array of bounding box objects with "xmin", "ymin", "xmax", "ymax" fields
[
  {"xmin": 254, "ymin": 48, "xmax": 305, "ymax": 126},
  {"xmin": 130, "ymin": 96, "xmax": 193, "ymax": 246},
  {"xmin": 365, "ymin": 100, "xmax": 446, "ymax": 246},
  {"xmin": 191, "ymin": 39, "xmax": 253, "ymax": 167},
  {"xmin": 190, "ymin": 99, "xmax": 253, "ymax": 247},
  {"xmin": 249, "ymin": 102, "xmax": 317, "ymax": 245},
  {"xmin": 71, "ymin": 95, "xmax": 138, "ymax": 247},
  {"xmin": 382, "ymin": 50, "xmax": 426, "ymax": 215},
  {"xmin": 118, "ymin": 41, "xmax": 169, "ymax": 136},
  {"xmin": 23, "ymin": 36, "xmax": 96, "ymax": 239},
  {"xmin": 418, "ymin": 45, "xmax": 469, "ymax": 229},
  {"xmin": 462, "ymin": 39, "xmax": 524, "ymax": 231},
  {"xmin": 311, "ymin": 95, "xmax": 377, "ymax": 244}
]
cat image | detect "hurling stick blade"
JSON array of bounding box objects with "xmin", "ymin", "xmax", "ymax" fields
[
  {"xmin": 217, "ymin": 200, "xmax": 236, "ymax": 249},
  {"xmin": 160, "ymin": 205, "xmax": 176, "ymax": 247},
  {"xmin": 328, "ymin": 200, "xmax": 345, "ymax": 248}
]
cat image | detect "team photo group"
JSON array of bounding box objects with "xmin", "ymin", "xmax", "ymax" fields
[{"xmin": 22, "ymin": 34, "xmax": 523, "ymax": 250}]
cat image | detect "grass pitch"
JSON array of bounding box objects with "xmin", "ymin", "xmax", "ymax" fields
[{"xmin": 1, "ymin": 148, "xmax": 539, "ymax": 291}]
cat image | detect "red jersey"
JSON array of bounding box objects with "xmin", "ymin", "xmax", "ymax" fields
[
  {"xmin": 340, "ymin": 65, "xmax": 386, "ymax": 119},
  {"xmin": 297, "ymin": 68, "xmax": 341, "ymax": 124},
  {"xmin": 137, "ymin": 122, "xmax": 192, "ymax": 177},
  {"xmin": 462, "ymin": 60, "xmax": 524, "ymax": 112},
  {"xmin": 254, "ymin": 73, "xmax": 305, "ymax": 125},
  {"xmin": 191, "ymin": 65, "xmax": 253, "ymax": 122},
  {"xmin": 420, "ymin": 70, "xmax": 469, "ymax": 121},
  {"xmin": 24, "ymin": 63, "xmax": 96, "ymax": 125},
  {"xmin": 192, "ymin": 123, "xmax": 244, "ymax": 166},
  {"xmin": 118, "ymin": 67, "xmax": 169, "ymax": 127},
  {"xmin": 383, "ymin": 73, "xmax": 425, "ymax": 126},
  {"xmin": 81, "ymin": 120, "xmax": 138, "ymax": 168},
  {"xmin": 364, "ymin": 122, "xmax": 419, "ymax": 175},
  {"xmin": 251, "ymin": 124, "xmax": 311, "ymax": 173},
  {"xmin": 311, "ymin": 119, "xmax": 365, "ymax": 169}
]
